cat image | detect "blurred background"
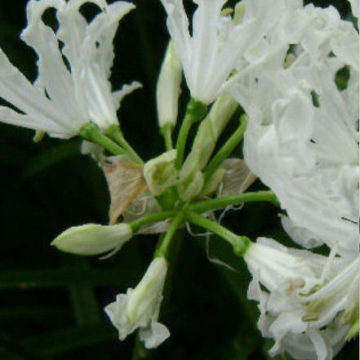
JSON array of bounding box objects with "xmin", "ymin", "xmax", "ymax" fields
[{"xmin": 0, "ymin": 0, "xmax": 358, "ymax": 359}]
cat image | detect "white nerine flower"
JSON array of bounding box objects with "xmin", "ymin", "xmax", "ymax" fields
[
  {"xmin": 226, "ymin": 5, "xmax": 359, "ymax": 359},
  {"xmin": 245, "ymin": 239, "xmax": 359, "ymax": 360},
  {"xmin": 160, "ymin": 0, "xmax": 289, "ymax": 104},
  {"xmin": 227, "ymin": 5, "xmax": 359, "ymax": 256},
  {"xmin": 104, "ymin": 257, "xmax": 170, "ymax": 349},
  {"xmin": 0, "ymin": 0, "xmax": 141, "ymax": 138}
]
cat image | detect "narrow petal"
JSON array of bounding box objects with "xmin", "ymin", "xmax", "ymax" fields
[
  {"xmin": 21, "ymin": 0, "xmax": 86, "ymax": 130},
  {"xmin": 139, "ymin": 321, "xmax": 170, "ymax": 349},
  {"xmin": 0, "ymin": 50, "xmax": 76, "ymax": 136},
  {"xmin": 0, "ymin": 106, "xmax": 66, "ymax": 137},
  {"xmin": 160, "ymin": 0, "xmax": 191, "ymax": 81},
  {"xmin": 189, "ymin": 0, "xmax": 226, "ymax": 98},
  {"xmin": 81, "ymin": 1, "xmax": 136, "ymax": 76},
  {"xmin": 112, "ymin": 81, "xmax": 142, "ymax": 111}
]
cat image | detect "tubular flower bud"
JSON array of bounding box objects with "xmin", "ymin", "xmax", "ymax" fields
[
  {"xmin": 156, "ymin": 41, "xmax": 182, "ymax": 128},
  {"xmin": 51, "ymin": 223, "xmax": 133, "ymax": 256}
]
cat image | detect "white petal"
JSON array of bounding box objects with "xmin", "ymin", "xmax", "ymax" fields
[
  {"xmin": 0, "ymin": 106, "xmax": 66, "ymax": 137},
  {"xmin": 81, "ymin": 1, "xmax": 135, "ymax": 75},
  {"xmin": 244, "ymin": 240, "xmax": 320, "ymax": 293},
  {"xmin": 21, "ymin": 0, "xmax": 85, "ymax": 130},
  {"xmin": 112, "ymin": 81, "xmax": 142, "ymax": 112},
  {"xmin": 0, "ymin": 50, "xmax": 77, "ymax": 136},
  {"xmin": 139, "ymin": 321, "xmax": 170, "ymax": 349},
  {"xmin": 280, "ymin": 215, "xmax": 323, "ymax": 249},
  {"xmin": 348, "ymin": 0, "xmax": 359, "ymax": 17},
  {"xmin": 160, "ymin": 0, "xmax": 191, "ymax": 73},
  {"xmin": 188, "ymin": 0, "xmax": 226, "ymax": 99}
]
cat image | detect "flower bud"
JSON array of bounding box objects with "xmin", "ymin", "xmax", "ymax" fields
[
  {"xmin": 51, "ymin": 223, "xmax": 133, "ymax": 256},
  {"xmin": 178, "ymin": 169, "xmax": 204, "ymax": 201},
  {"xmin": 177, "ymin": 150, "xmax": 204, "ymax": 201},
  {"xmin": 156, "ymin": 41, "xmax": 182, "ymax": 128},
  {"xmin": 105, "ymin": 257, "xmax": 170, "ymax": 349},
  {"xmin": 185, "ymin": 94, "xmax": 238, "ymax": 171},
  {"xmin": 143, "ymin": 150, "xmax": 178, "ymax": 196},
  {"xmin": 349, "ymin": 0, "xmax": 359, "ymax": 18}
]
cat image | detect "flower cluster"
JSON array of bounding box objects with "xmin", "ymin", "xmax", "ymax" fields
[
  {"xmin": 226, "ymin": 1, "xmax": 359, "ymax": 358},
  {"xmin": 0, "ymin": 0, "xmax": 358, "ymax": 359}
]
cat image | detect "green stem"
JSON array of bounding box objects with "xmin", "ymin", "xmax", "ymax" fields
[
  {"xmin": 189, "ymin": 191, "xmax": 280, "ymax": 213},
  {"xmin": 156, "ymin": 187, "xmax": 178, "ymax": 211},
  {"xmin": 175, "ymin": 98, "xmax": 207, "ymax": 169},
  {"xmin": 79, "ymin": 123, "xmax": 127, "ymax": 156},
  {"xmin": 131, "ymin": 335, "xmax": 148, "ymax": 360},
  {"xmin": 105, "ymin": 125, "xmax": 143, "ymax": 164},
  {"xmin": 203, "ymin": 115, "xmax": 247, "ymax": 182},
  {"xmin": 160, "ymin": 124, "xmax": 174, "ymax": 151},
  {"xmin": 185, "ymin": 211, "xmax": 251, "ymax": 256},
  {"xmin": 154, "ymin": 212, "xmax": 184, "ymax": 258},
  {"xmin": 129, "ymin": 210, "xmax": 178, "ymax": 233}
]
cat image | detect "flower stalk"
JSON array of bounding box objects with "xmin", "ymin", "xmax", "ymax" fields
[
  {"xmin": 154, "ymin": 212, "xmax": 185, "ymax": 258},
  {"xmin": 160, "ymin": 124, "xmax": 174, "ymax": 151},
  {"xmin": 185, "ymin": 211, "xmax": 251, "ymax": 256},
  {"xmin": 175, "ymin": 98, "xmax": 207, "ymax": 169},
  {"xmin": 203, "ymin": 115, "xmax": 247, "ymax": 183},
  {"xmin": 129, "ymin": 210, "xmax": 178, "ymax": 233},
  {"xmin": 105, "ymin": 124, "xmax": 144, "ymax": 164},
  {"xmin": 189, "ymin": 191, "xmax": 280, "ymax": 213},
  {"xmin": 79, "ymin": 123, "xmax": 127, "ymax": 156}
]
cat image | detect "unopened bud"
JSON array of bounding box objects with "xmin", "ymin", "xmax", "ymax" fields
[
  {"xmin": 178, "ymin": 150, "xmax": 204, "ymax": 200},
  {"xmin": 234, "ymin": 2, "xmax": 246, "ymax": 25},
  {"xmin": 51, "ymin": 223, "xmax": 133, "ymax": 256},
  {"xmin": 156, "ymin": 41, "xmax": 182, "ymax": 128},
  {"xmin": 143, "ymin": 150, "xmax": 179, "ymax": 196}
]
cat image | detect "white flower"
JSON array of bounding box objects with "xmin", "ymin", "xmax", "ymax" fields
[
  {"xmin": 104, "ymin": 257, "xmax": 170, "ymax": 349},
  {"xmin": 159, "ymin": 0, "xmax": 291, "ymax": 104},
  {"xmin": 0, "ymin": 0, "xmax": 141, "ymax": 138},
  {"xmin": 227, "ymin": 5, "xmax": 359, "ymax": 256},
  {"xmin": 51, "ymin": 222, "xmax": 133, "ymax": 256},
  {"xmin": 226, "ymin": 5, "xmax": 359, "ymax": 358},
  {"xmin": 245, "ymin": 239, "xmax": 359, "ymax": 360},
  {"xmin": 246, "ymin": 68, "xmax": 358, "ymax": 255}
]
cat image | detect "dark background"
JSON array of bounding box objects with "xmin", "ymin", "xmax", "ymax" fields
[{"xmin": 0, "ymin": 0, "xmax": 357, "ymax": 359}]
